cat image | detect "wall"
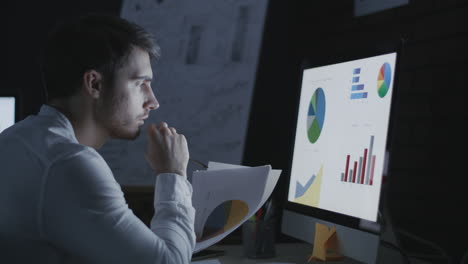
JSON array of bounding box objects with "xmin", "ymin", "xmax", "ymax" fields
[
  {"xmin": 2, "ymin": 0, "xmax": 122, "ymax": 119},
  {"xmin": 99, "ymin": 0, "xmax": 268, "ymax": 186}
]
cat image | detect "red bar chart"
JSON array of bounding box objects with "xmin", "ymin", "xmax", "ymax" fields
[{"xmin": 340, "ymin": 135, "xmax": 376, "ymax": 186}]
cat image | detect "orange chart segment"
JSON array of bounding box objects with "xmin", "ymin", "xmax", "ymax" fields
[
  {"xmin": 225, "ymin": 200, "xmax": 249, "ymax": 230},
  {"xmin": 200, "ymin": 200, "xmax": 249, "ymax": 242},
  {"xmin": 379, "ymin": 65, "xmax": 385, "ymax": 78}
]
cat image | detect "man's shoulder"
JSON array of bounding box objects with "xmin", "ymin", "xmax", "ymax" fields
[
  {"xmin": 48, "ymin": 145, "xmax": 116, "ymax": 191},
  {"xmin": 47, "ymin": 138, "xmax": 107, "ymax": 168},
  {"xmin": 1, "ymin": 114, "xmax": 70, "ymax": 145},
  {"xmin": 0, "ymin": 113, "xmax": 100, "ymax": 165},
  {"xmin": 50, "ymin": 142, "xmax": 99, "ymax": 164}
]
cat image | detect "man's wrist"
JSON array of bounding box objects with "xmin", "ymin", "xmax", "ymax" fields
[
  {"xmin": 155, "ymin": 173, "xmax": 193, "ymax": 204},
  {"xmin": 156, "ymin": 169, "xmax": 187, "ymax": 177},
  {"xmin": 173, "ymin": 170, "xmax": 187, "ymax": 177}
]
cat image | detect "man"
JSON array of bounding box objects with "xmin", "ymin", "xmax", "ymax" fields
[{"xmin": 0, "ymin": 15, "xmax": 195, "ymax": 263}]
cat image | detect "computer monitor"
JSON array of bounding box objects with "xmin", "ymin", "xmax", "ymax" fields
[
  {"xmin": 0, "ymin": 96, "xmax": 16, "ymax": 133},
  {"xmin": 281, "ymin": 52, "xmax": 398, "ymax": 263}
]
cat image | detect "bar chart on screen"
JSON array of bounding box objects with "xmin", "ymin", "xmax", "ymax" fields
[
  {"xmin": 350, "ymin": 67, "xmax": 368, "ymax": 100},
  {"xmin": 340, "ymin": 135, "xmax": 376, "ymax": 186}
]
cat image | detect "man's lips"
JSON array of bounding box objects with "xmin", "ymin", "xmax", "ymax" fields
[{"xmin": 139, "ymin": 112, "xmax": 150, "ymax": 120}]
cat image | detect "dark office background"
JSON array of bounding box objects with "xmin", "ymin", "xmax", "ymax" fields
[{"xmin": 2, "ymin": 0, "xmax": 467, "ymax": 262}]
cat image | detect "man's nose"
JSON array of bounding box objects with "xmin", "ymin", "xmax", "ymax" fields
[{"xmin": 146, "ymin": 88, "xmax": 159, "ymax": 110}]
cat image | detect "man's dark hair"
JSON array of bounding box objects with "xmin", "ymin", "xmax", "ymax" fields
[{"xmin": 42, "ymin": 14, "xmax": 160, "ymax": 101}]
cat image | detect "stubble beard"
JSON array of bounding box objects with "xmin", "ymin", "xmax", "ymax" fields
[
  {"xmin": 98, "ymin": 88, "xmax": 141, "ymax": 141},
  {"xmin": 104, "ymin": 108, "xmax": 141, "ymax": 140},
  {"xmin": 109, "ymin": 121, "xmax": 141, "ymax": 140}
]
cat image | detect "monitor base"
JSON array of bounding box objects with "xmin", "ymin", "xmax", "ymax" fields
[{"xmin": 282, "ymin": 210, "xmax": 380, "ymax": 264}]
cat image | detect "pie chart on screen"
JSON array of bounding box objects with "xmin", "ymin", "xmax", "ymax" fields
[
  {"xmin": 377, "ymin": 62, "xmax": 392, "ymax": 98},
  {"xmin": 307, "ymin": 88, "xmax": 325, "ymax": 144}
]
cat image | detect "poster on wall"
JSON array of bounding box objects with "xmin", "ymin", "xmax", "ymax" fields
[{"xmin": 98, "ymin": 0, "xmax": 269, "ymax": 185}]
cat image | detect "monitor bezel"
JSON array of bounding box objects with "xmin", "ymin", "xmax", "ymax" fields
[{"xmin": 283, "ymin": 45, "xmax": 402, "ymax": 234}]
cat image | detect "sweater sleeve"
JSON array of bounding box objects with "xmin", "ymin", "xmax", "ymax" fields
[{"xmin": 41, "ymin": 149, "xmax": 195, "ymax": 264}]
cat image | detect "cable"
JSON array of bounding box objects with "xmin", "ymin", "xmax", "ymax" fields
[
  {"xmin": 407, "ymin": 253, "xmax": 450, "ymax": 262},
  {"xmin": 461, "ymin": 251, "xmax": 468, "ymax": 264},
  {"xmin": 378, "ymin": 209, "xmax": 412, "ymax": 263},
  {"xmin": 189, "ymin": 158, "xmax": 208, "ymax": 169},
  {"xmin": 395, "ymin": 228, "xmax": 450, "ymax": 264},
  {"xmin": 378, "ymin": 193, "xmax": 450, "ymax": 263},
  {"xmin": 378, "ymin": 210, "xmax": 386, "ymax": 227},
  {"xmin": 380, "ymin": 240, "xmax": 411, "ymax": 264}
]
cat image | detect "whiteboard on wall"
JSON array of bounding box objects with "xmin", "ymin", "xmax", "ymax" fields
[{"xmin": 98, "ymin": 0, "xmax": 268, "ymax": 185}]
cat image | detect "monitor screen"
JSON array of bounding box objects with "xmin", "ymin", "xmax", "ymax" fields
[
  {"xmin": 287, "ymin": 52, "xmax": 397, "ymax": 222},
  {"xmin": 0, "ymin": 97, "xmax": 16, "ymax": 133}
]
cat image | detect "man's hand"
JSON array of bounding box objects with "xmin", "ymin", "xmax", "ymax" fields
[{"xmin": 146, "ymin": 122, "xmax": 189, "ymax": 177}]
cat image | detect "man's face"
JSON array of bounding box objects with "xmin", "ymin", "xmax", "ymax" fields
[{"xmin": 97, "ymin": 46, "xmax": 159, "ymax": 140}]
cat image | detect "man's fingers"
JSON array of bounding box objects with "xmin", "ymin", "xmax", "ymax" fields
[
  {"xmin": 156, "ymin": 122, "xmax": 175, "ymax": 136},
  {"xmin": 147, "ymin": 123, "xmax": 156, "ymax": 133},
  {"xmin": 179, "ymin": 134, "xmax": 187, "ymax": 144},
  {"xmin": 156, "ymin": 122, "xmax": 168, "ymax": 130},
  {"xmin": 150, "ymin": 122, "xmax": 182, "ymax": 139},
  {"xmin": 148, "ymin": 123, "xmax": 163, "ymax": 141},
  {"xmin": 147, "ymin": 123, "xmax": 155, "ymax": 138}
]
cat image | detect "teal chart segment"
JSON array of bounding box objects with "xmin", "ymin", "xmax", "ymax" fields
[{"xmin": 307, "ymin": 88, "xmax": 326, "ymax": 143}]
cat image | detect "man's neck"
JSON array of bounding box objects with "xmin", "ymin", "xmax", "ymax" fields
[{"xmin": 48, "ymin": 99, "xmax": 108, "ymax": 149}]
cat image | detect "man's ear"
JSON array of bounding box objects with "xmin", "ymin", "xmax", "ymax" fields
[{"xmin": 83, "ymin": 70, "xmax": 103, "ymax": 99}]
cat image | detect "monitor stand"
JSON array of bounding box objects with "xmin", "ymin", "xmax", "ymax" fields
[{"xmin": 282, "ymin": 210, "xmax": 380, "ymax": 263}]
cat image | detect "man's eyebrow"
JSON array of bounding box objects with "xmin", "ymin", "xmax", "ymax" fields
[{"xmin": 132, "ymin": 75, "xmax": 153, "ymax": 81}]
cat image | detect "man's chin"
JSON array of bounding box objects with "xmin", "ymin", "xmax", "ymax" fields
[{"xmin": 110, "ymin": 127, "xmax": 141, "ymax": 140}]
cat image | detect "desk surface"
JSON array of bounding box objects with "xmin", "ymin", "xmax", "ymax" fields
[
  {"xmin": 206, "ymin": 243, "xmax": 359, "ymax": 264},
  {"xmin": 198, "ymin": 243, "xmax": 431, "ymax": 264}
]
